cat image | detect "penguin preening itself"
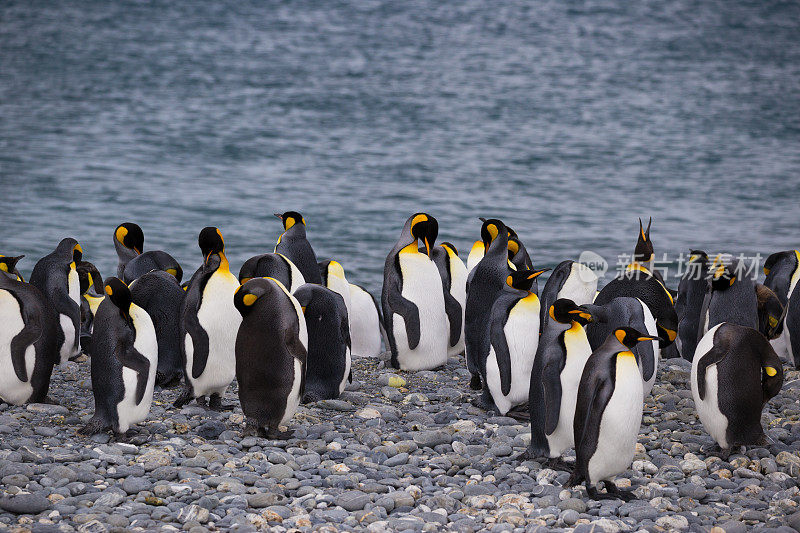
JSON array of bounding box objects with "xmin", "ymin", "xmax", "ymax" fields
[
  {"xmin": 274, "ymin": 211, "xmax": 322, "ymax": 285},
  {"xmin": 508, "ymin": 235, "xmax": 534, "ymax": 280},
  {"xmin": 382, "ymin": 213, "xmax": 448, "ymax": 371},
  {"xmin": 174, "ymin": 227, "xmax": 242, "ymax": 410},
  {"xmin": 0, "ymin": 265, "xmax": 58, "ymax": 405},
  {"xmin": 129, "ymin": 270, "xmax": 186, "ymax": 388},
  {"xmin": 234, "ymin": 277, "xmax": 307, "ymax": 439},
  {"xmin": 239, "ymin": 253, "xmax": 305, "ymax": 293},
  {"xmin": 123, "ymin": 251, "xmax": 183, "ymax": 285},
  {"xmin": 0, "ymin": 255, "xmax": 25, "ymax": 281},
  {"xmin": 428, "ymin": 242, "xmax": 466, "ymax": 357},
  {"xmin": 347, "ymin": 283, "xmax": 383, "ymax": 358},
  {"xmin": 464, "ymin": 218, "xmax": 511, "ymax": 390},
  {"xmin": 675, "ymin": 250, "xmax": 709, "ymax": 361},
  {"xmin": 79, "ymin": 278, "xmax": 157, "ymax": 438},
  {"xmin": 293, "ymin": 283, "xmax": 352, "ymax": 403},
  {"xmin": 114, "ymin": 222, "xmax": 145, "ymax": 278},
  {"xmin": 692, "ymin": 323, "xmax": 784, "ymax": 456},
  {"xmin": 525, "ymin": 299, "xmax": 595, "ymax": 467},
  {"xmin": 483, "ymin": 268, "xmax": 548, "ymax": 416},
  {"xmin": 566, "ymin": 327, "xmax": 659, "ymax": 501},
  {"xmin": 539, "ymin": 260, "xmax": 598, "ymax": 331},
  {"xmin": 76, "ymin": 260, "xmax": 104, "ymax": 355},
  {"xmin": 29, "ymin": 238, "xmax": 84, "ymax": 365}
]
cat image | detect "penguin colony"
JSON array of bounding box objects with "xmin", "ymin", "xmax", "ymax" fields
[{"xmin": 1, "ymin": 213, "xmax": 797, "ymax": 502}]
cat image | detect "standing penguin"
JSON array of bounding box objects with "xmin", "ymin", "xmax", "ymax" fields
[
  {"xmin": 539, "ymin": 260, "xmax": 598, "ymax": 331},
  {"xmin": 114, "ymin": 223, "xmax": 145, "ymax": 277},
  {"xmin": 428, "ymin": 243, "xmax": 466, "ymax": 357},
  {"xmin": 174, "ymin": 227, "xmax": 242, "ymax": 410},
  {"xmin": 0, "ymin": 269, "xmax": 58, "ymax": 405},
  {"xmin": 129, "ymin": 270, "xmax": 186, "ymax": 388},
  {"xmin": 347, "ymin": 283, "xmax": 383, "ymax": 357},
  {"xmin": 274, "ymin": 211, "xmax": 322, "ymax": 285},
  {"xmin": 483, "ymin": 269, "xmax": 548, "ymax": 415},
  {"xmin": 692, "ymin": 323, "xmax": 784, "ymax": 456},
  {"xmin": 675, "ymin": 250, "xmax": 709, "ymax": 361},
  {"xmin": 79, "ymin": 278, "xmax": 158, "ymax": 438},
  {"xmin": 633, "ymin": 217, "xmax": 655, "ymax": 273},
  {"xmin": 29, "ymin": 238, "xmax": 83, "ymax": 364},
  {"xmin": 464, "ymin": 218, "xmax": 511, "ymax": 389},
  {"xmin": 239, "ymin": 253, "xmax": 305, "ymax": 293},
  {"xmin": 234, "ymin": 277, "xmax": 307, "ymax": 438},
  {"xmin": 76, "ymin": 260, "xmax": 104, "ymax": 355},
  {"xmin": 566, "ymin": 327, "xmax": 658, "ymax": 501},
  {"xmin": 382, "ymin": 213, "xmax": 448, "ymax": 371},
  {"xmin": 294, "ymin": 284, "xmax": 351, "ymax": 402},
  {"xmin": 698, "ymin": 257, "xmax": 758, "ymax": 336},
  {"xmin": 319, "ymin": 260, "xmax": 353, "ymax": 330},
  {"xmin": 525, "ymin": 299, "xmax": 595, "ymax": 466}
]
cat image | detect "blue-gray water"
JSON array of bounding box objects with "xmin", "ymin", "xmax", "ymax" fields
[{"xmin": 2, "ymin": 0, "xmax": 799, "ymax": 294}]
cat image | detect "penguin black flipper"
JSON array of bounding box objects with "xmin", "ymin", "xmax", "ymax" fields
[
  {"xmin": 54, "ymin": 289, "xmax": 81, "ymax": 356},
  {"xmin": 444, "ymin": 291, "xmax": 462, "ymax": 348},
  {"xmin": 386, "ymin": 275, "xmax": 421, "ymax": 351},
  {"xmin": 184, "ymin": 269, "xmax": 214, "ymax": 380},
  {"xmin": 574, "ymin": 355, "xmax": 617, "ymax": 476},
  {"xmin": 695, "ymin": 341, "xmax": 728, "ymax": 401},
  {"xmin": 8, "ymin": 292, "xmax": 44, "ymax": 382},
  {"xmin": 489, "ymin": 307, "xmax": 513, "ymax": 397},
  {"xmin": 114, "ymin": 343, "xmax": 151, "ymax": 406},
  {"xmin": 542, "ymin": 355, "xmax": 566, "ymax": 435},
  {"xmin": 284, "ymin": 322, "xmax": 307, "ymax": 398}
]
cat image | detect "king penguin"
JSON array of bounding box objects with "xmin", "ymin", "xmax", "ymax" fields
[
  {"xmin": 382, "ymin": 213, "xmax": 448, "ymax": 371},
  {"xmin": 347, "ymin": 283, "xmax": 383, "ymax": 357},
  {"xmin": 79, "ymin": 278, "xmax": 158, "ymax": 438},
  {"xmin": 464, "ymin": 218, "xmax": 511, "ymax": 390},
  {"xmin": 0, "ymin": 263, "xmax": 58, "ymax": 405},
  {"xmin": 428, "ymin": 242, "xmax": 466, "ymax": 357},
  {"xmin": 764, "ymin": 250, "xmax": 800, "ymax": 306},
  {"xmin": 539, "ymin": 260, "xmax": 599, "ymax": 331},
  {"xmin": 698, "ymin": 256, "xmax": 758, "ymax": 337},
  {"xmin": 483, "ymin": 268, "xmax": 548, "ymax": 415},
  {"xmin": 239, "ymin": 252, "xmax": 305, "ymax": 293},
  {"xmin": 274, "ymin": 211, "xmax": 322, "ymax": 285},
  {"xmin": 234, "ymin": 277, "xmax": 307, "ymax": 438},
  {"xmin": 764, "ymin": 250, "xmax": 800, "ymax": 365},
  {"xmin": 319, "ymin": 260, "xmax": 353, "ymax": 334},
  {"xmin": 29, "ymin": 238, "xmax": 84, "ymax": 365},
  {"xmin": 525, "ymin": 299, "xmax": 595, "ymax": 467},
  {"xmin": 0, "ymin": 255, "xmax": 25, "ymax": 281},
  {"xmin": 174, "ymin": 227, "xmax": 242, "ymax": 410},
  {"xmin": 692, "ymin": 322, "xmax": 784, "ymax": 456},
  {"xmin": 566, "ymin": 327, "xmax": 658, "ymax": 501},
  {"xmin": 76, "ymin": 260, "xmax": 104, "ymax": 355},
  {"xmin": 466, "ymin": 241, "xmax": 485, "ymax": 273},
  {"xmin": 675, "ymin": 250, "xmax": 709, "ymax": 361},
  {"xmin": 114, "ymin": 223, "xmax": 144, "ymax": 278}
]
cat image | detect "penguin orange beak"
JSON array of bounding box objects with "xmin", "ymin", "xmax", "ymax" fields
[
  {"xmin": 273, "ymin": 213, "xmax": 283, "ymax": 219},
  {"xmin": 423, "ymin": 237, "xmax": 431, "ymax": 257},
  {"xmin": 638, "ymin": 336, "xmax": 659, "ymax": 342}
]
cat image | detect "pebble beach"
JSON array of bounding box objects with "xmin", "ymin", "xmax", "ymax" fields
[{"xmin": 0, "ymin": 352, "xmax": 798, "ymax": 533}]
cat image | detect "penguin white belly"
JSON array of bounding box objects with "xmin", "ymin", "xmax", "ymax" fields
[
  {"xmin": 557, "ymin": 267, "xmax": 597, "ymax": 306},
  {"xmin": 639, "ymin": 299, "xmax": 660, "ymax": 396},
  {"xmin": 770, "ymin": 328, "xmax": 790, "ymax": 363},
  {"xmin": 189, "ymin": 272, "xmax": 242, "ymax": 396},
  {"xmin": 339, "ymin": 347, "xmax": 352, "ymax": 394},
  {"xmin": 326, "ymin": 275, "xmax": 353, "ymax": 337},
  {"xmin": 58, "ymin": 314, "xmax": 76, "ymax": 364},
  {"xmin": 116, "ymin": 305, "xmax": 158, "ymax": 433},
  {"xmin": 486, "ymin": 299, "xmax": 540, "ymax": 415},
  {"xmin": 276, "ymin": 253, "xmax": 305, "ymax": 293},
  {"xmin": 392, "ymin": 254, "xmax": 448, "ymax": 371},
  {"xmin": 448, "ymin": 260, "xmax": 468, "ymax": 356},
  {"xmin": 691, "ymin": 324, "xmax": 728, "ymax": 448},
  {"xmin": 587, "ymin": 355, "xmax": 643, "ymax": 483},
  {"xmin": 281, "ymin": 357, "xmax": 304, "ymax": 426},
  {"xmin": 547, "ymin": 327, "xmax": 592, "ymax": 457},
  {"xmin": 348, "ymin": 284, "xmax": 382, "ymax": 357},
  {"xmin": 466, "ymin": 246, "xmax": 483, "ymax": 273},
  {"xmin": 0, "ymin": 290, "xmax": 34, "ymax": 405}
]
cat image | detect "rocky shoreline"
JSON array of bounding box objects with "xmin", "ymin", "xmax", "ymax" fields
[{"xmin": 0, "ymin": 354, "xmax": 798, "ymax": 532}]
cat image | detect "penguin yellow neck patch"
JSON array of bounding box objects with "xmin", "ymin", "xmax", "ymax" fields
[
  {"xmin": 400, "ymin": 243, "xmax": 419, "ymax": 255},
  {"xmin": 242, "ymin": 293, "xmax": 257, "ymax": 306},
  {"xmin": 764, "ymin": 366, "xmax": 777, "ymax": 377}
]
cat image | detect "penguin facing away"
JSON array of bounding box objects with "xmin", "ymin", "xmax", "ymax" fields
[
  {"xmin": 123, "ymin": 251, "xmax": 183, "ymax": 285},
  {"xmin": 382, "ymin": 213, "xmax": 448, "ymax": 371},
  {"xmin": 113, "ymin": 223, "xmax": 144, "ymax": 278},
  {"xmin": 79, "ymin": 278, "xmax": 158, "ymax": 438},
  {"xmin": 539, "ymin": 260, "xmax": 598, "ymax": 331},
  {"xmin": 319, "ymin": 260, "xmax": 353, "ymax": 336},
  {"xmin": 274, "ymin": 211, "xmax": 322, "ymax": 285},
  {"xmin": 675, "ymin": 250, "xmax": 709, "ymax": 361},
  {"xmin": 234, "ymin": 277, "xmax": 307, "ymax": 439},
  {"xmin": 692, "ymin": 323, "xmax": 784, "ymax": 455},
  {"xmin": 239, "ymin": 253, "xmax": 305, "ymax": 293},
  {"xmin": 483, "ymin": 268, "xmax": 548, "ymax": 415},
  {"xmin": 427, "ymin": 243, "xmax": 464, "ymax": 357},
  {"xmin": 525, "ymin": 298, "xmax": 596, "ymax": 466},
  {"xmin": 174, "ymin": 227, "xmax": 242, "ymax": 410},
  {"xmin": 567, "ymin": 327, "xmax": 658, "ymax": 501},
  {"xmin": 29, "ymin": 238, "xmax": 84, "ymax": 365},
  {"xmin": 293, "ymin": 283, "xmax": 352, "ymax": 403},
  {"xmin": 347, "ymin": 283, "xmax": 383, "ymax": 357},
  {"xmin": 442, "ymin": 242, "xmax": 468, "ymax": 356},
  {"xmin": 0, "ymin": 269, "xmax": 58, "ymax": 405}
]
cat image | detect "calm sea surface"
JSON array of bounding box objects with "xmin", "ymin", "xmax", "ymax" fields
[{"xmin": 2, "ymin": 0, "xmax": 799, "ymax": 293}]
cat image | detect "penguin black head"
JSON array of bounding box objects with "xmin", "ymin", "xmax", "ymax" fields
[
  {"xmin": 0, "ymin": 255, "xmax": 24, "ymax": 280},
  {"xmin": 633, "ymin": 217, "xmax": 653, "ymax": 264},
  {"xmin": 115, "ymin": 223, "xmax": 144, "ymax": 255},
  {"xmin": 614, "ymin": 327, "xmax": 659, "ymax": 350},
  {"xmin": 104, "ymin": 277, "xmax": 132, "ymax": 317},
  {"xmin": 77, "ymin": 261, "xmax": 103, "ymax": 295},
  {"xmin": 408, "ymin": 213, "xmax": 438, "ymax": 256},
  {"xmin": 688, "ymin": 250, "xmax": 708, "ymax": 263},
  {"xmin": 234, "ymin": 277, "xmax": 275, "ymax": 316},
  {"xmin": 440, "ymin": 242, "xmax": 458, "ymax": 257},
  {"xmin": 710, "ymin": 257, "xmax": 737, "ymax": 290},
  {"xmin": 274, "ymin": 211, "xmax": 306, "ymax": 231},
  {"xmin": 506, "ymin": 268, "xmax": 549, "ymax": 293},
  {"xmin": 549, "ymin": 298, "xmax": 595, "ymax": 326},
  {"xmin": 507, "ymin": 237, "xmax": 520, "ymax": 261},
  {"xmin": 55, "ymin": 238, "xmax": 83, "ymax": 263},
  {"xmin": 199, "ymin": 227, "xmax": 226, "ymax": 265},
  {"xmin": 479, "ymin": 218, "xmax": 506, "ymax": 249}
]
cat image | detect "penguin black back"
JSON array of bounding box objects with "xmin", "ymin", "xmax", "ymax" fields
[
  {"xmin": 239, "ymin": 252, "xmax": 304, "ymax": 292},
  {"xmin": 274, "ymin": 211, "xmax": 322, "ymax": 285},
  {"xmin": 123, "ymin": 251, "xmax": 183, "ymax": 284},
  {"xmin": 114, "ymin": 222, "xmax": 144, "ymax": 277},
  {"xmin": 0, "ymin": 255, "xmax": 25, "ymax": 281},
  {"xmin": 427, "ymin": 244, "xmax": 463, "ymax": 350},
  {"xmin": 675, "ymin": 250, "xmax": 709, "ymax": 361}
]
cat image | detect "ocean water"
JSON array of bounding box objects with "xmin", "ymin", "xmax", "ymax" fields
[{"xmin": 2, "ymin": 0, "xmax": 799, "ymax": 294}]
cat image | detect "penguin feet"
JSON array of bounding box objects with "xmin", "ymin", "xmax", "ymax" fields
[
  {"xmin": 266, "ymin": 427, "xmax": 295, "ymax": 440},
  {"xmin": 469, "ymin": 373, "xmax": 482, "ymax": 390},
  {"xmin": 604, "ymin": 481, "xmax": 635, "ymax": 502},
  {"xmin": 586, "ymin": 485, "xmax": 622, "ymax": 501},
  {"xmin": 701, "ymin": 443, "xmax": 731, "ymax": 461},
  {"xmin": 505, "ymin": 404, "xmax": 530, "ymax": 421},
  {"xmin": 209, "ymin": 394, "xmax": 234, "ymax": 411},
  {"xmin": 156, "ymin": 371, "xmax": 182, "ymax": 389},
  {"xmin": 77, "ymin": 417, "xmax": 108, "ymax": 437},
  {"xmin": 173, "ymin": 384, "xmax": 194, "ymax": 409},
  {"xmin": 242, "ymin": 422, "xmax": 268, "ymax": 438},
  {"xmin": 544, "ymin": 457, "xmax": 573, "ymax": 472},
  {"xmin": 470, "ymin": 389, "xmax": 497, "ymax": 412},
  {"xmin": 41, "ymin": 395, "xmax": 60, "ymax": 406}
]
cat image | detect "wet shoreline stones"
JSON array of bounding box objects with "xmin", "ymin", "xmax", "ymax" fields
[{"xmin": 0, "ymin": 355, "xmax": 797, "ymax": 531}]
